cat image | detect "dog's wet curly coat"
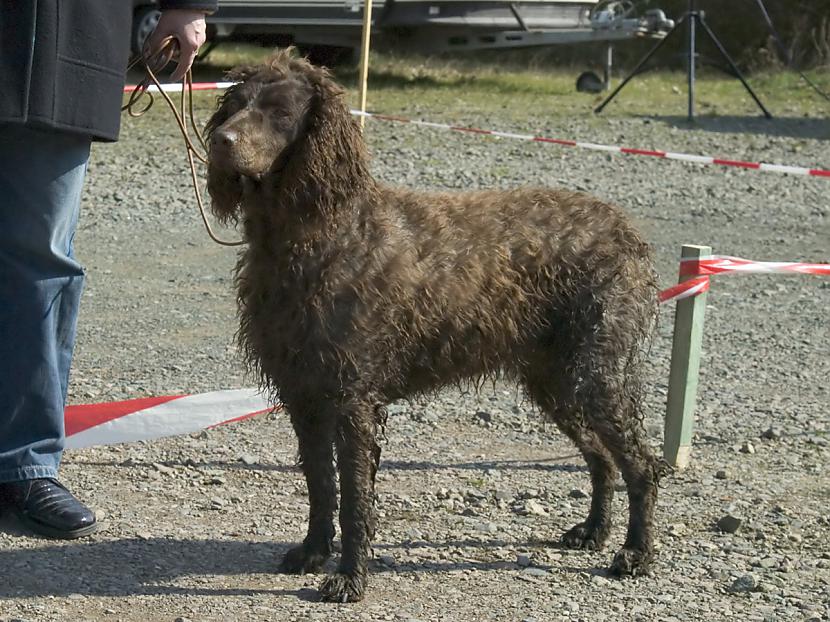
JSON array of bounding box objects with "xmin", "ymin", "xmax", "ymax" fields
[{"xmin": 206, "ymin": 48, "xmax": 664, "ymax": 602}]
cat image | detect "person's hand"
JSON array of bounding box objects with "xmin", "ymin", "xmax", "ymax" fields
[{"xmin": 146, "ymin": 9, "xmax": 209, "ymax": 82}]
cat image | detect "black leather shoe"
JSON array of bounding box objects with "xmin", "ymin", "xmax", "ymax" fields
[{"xmin": 0, "ymin": 478, "xmax": 98, "ymax": 539}]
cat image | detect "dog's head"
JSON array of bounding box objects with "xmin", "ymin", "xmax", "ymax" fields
[{"xmin": 205, "ymin": 48, "xmax": 364, "ymax": 224}]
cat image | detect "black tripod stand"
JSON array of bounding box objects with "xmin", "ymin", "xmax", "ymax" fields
[{"xmin": 596, "ymin": 0, "xmax": 772, "ymax": 119}]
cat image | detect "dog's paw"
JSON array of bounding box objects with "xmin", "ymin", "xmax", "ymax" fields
[
  {"xmin": 609, "ymin": 546, "xmax": 653, "ymax": 577},
  {"xmin": 561, "ymin": 521, "xmax": 610, "ymax": 551},
  {"xmin": 318, "ymin": 572, "xmax": 366, "ymax": 603},
  {"xmin": 280, "ymin": 544, "xmax": 330, "ymax": 575}
]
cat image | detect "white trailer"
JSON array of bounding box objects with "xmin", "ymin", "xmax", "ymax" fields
[
  {"xmin": 133, "ymin": 0, "xmax": 671, "ymax": 53},
  {"xmin": 131, "ymin": 0, "xmax": 673, "ymax": 89}
]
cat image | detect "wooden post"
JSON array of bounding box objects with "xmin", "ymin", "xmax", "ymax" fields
[
  {"xmin": 357, "ymin": 0, "xmax": 374, "ymax": 129},
  {"xmin": 663, "ymin": 244, "xmax": 711, "ymax": 469}
]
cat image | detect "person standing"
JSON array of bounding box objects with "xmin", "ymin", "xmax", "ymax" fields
[{"xmin": 0, "ymin": 0, "xmax": 217, "ymax": 539}]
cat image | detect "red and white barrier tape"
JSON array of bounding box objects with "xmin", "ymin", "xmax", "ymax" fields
[
  {"xmin": 658, "ymin": 255, "xmax": 829, "ymax": 304},
  {"xmin": 64, "ymin": 389, "xmax": 274, "ymax": 449},
  {"xmin": 124, "ymin": 80, "xmax": 830, "ymax": 178},
  {"xmin": 680, "ymin": 255, "xmax": 830, "ymax": 277},
  {"xmin": 658, "ymin": 276, "xmax": 711, "ymax": 304},
  {"xmin": 123, "ymin": 81, "xmax": 236, "ymax": 94},
  {"xmin": 352, "ymin": 111, "xmax": 830, "ymax": 179}
]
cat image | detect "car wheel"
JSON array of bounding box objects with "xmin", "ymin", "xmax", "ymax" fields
[
  {"xmin": 576, "ymin": 71, "xmax": 605, "ymax": 93},
  {"xmin": 132, "ymin": 6, "xmax": 162, "ymax": 56}
]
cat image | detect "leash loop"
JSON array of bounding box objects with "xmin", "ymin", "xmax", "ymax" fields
[{"xmin": 124, "ymin": 37, "xmax": 244, "ymax": 247}]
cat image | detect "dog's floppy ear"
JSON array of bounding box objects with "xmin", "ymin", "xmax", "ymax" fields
[{"xmin": 280, "ymin": 60, "xmax": 372, "ymax": 213}]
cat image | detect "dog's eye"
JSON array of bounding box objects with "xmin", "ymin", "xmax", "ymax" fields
[{"xmin": 267, "ymin": 108, "xmax": 293, "ymax": 122}]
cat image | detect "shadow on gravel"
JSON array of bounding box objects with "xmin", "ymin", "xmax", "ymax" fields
[
  {"xmin": 374, "ymin": 536, "xmax": 601, "ymax": 558},
  {"xmin": 381, "ymin": 456, "xmax": 584, "ymax": 473},
  {"xmin": 75, "ymin": 454, "xmax": 585, "ymax": 474},
  {"xmin": 0, "ymin": 533, "xmax": 603, "ymax": 599},
  {"xmin": 653, "ymin": 115, "xmax": 830, "ymax": 140},
  {"xmin": 0, "ymin": 534, "xmax": 313, "ymax": 600}
]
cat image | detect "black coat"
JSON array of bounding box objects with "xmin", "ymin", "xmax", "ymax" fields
[{"xmin": 0, "ymin": 0, "xmax": 216, "ymax": 142}]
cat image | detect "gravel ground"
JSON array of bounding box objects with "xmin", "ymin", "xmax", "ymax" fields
[{"xmin": 0, "ymin": 78, "xmax": 828, "ymax": 622}]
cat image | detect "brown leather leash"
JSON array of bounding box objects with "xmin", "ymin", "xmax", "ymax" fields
[{"xmin": 123, "ymin": 36, "xmax": 244, "ymax": 247}]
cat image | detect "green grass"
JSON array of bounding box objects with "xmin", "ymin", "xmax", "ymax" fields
[{"xmin": 195, "ymin": 42, "xmax": 830, "ymax": 120}]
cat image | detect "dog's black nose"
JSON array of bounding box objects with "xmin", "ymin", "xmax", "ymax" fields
[{"xmin": 212, "ymin": 127, "xmax": 238, "ymax": 149}]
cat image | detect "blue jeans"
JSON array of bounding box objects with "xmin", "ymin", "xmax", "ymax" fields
[{"xmin": 0, "ymin": 124, "xmax": 90, "ymax": 483}]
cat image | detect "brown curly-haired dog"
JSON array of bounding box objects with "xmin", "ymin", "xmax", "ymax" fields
[{"xmin": 206, "ymin": 49, "xmax": 663, "ymax": 602}]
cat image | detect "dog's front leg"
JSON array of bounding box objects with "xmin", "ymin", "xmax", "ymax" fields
[
  {"xmin": 281, "ymin": 404, "xmax": 337, "ymax": 575},
  {"xmin": 318, "ymin": 406, "xmax": 381, "ymax": 603}
]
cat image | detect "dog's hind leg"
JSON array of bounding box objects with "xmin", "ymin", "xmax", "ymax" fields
[
  {"xmin": 523, "ymin": 375, "xmax": 617, "ymax": 551},
  {"xmin": 280, "ymin": 402, "xmax": 338, "ymax": 575},
  {"xmin": 586, "ymin": 391, "xmax": 660, "ymax": 577},
  {"xmin": 525, "ymin": 295, "xmax": 659, "ymax": 576},
  {"xmin": 318, "ymin": 401, "xmax": 381, "ymax": 603},
  {"xmin": 561, "ymin": 335, "xmax": 659, "ymax": 577}
]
